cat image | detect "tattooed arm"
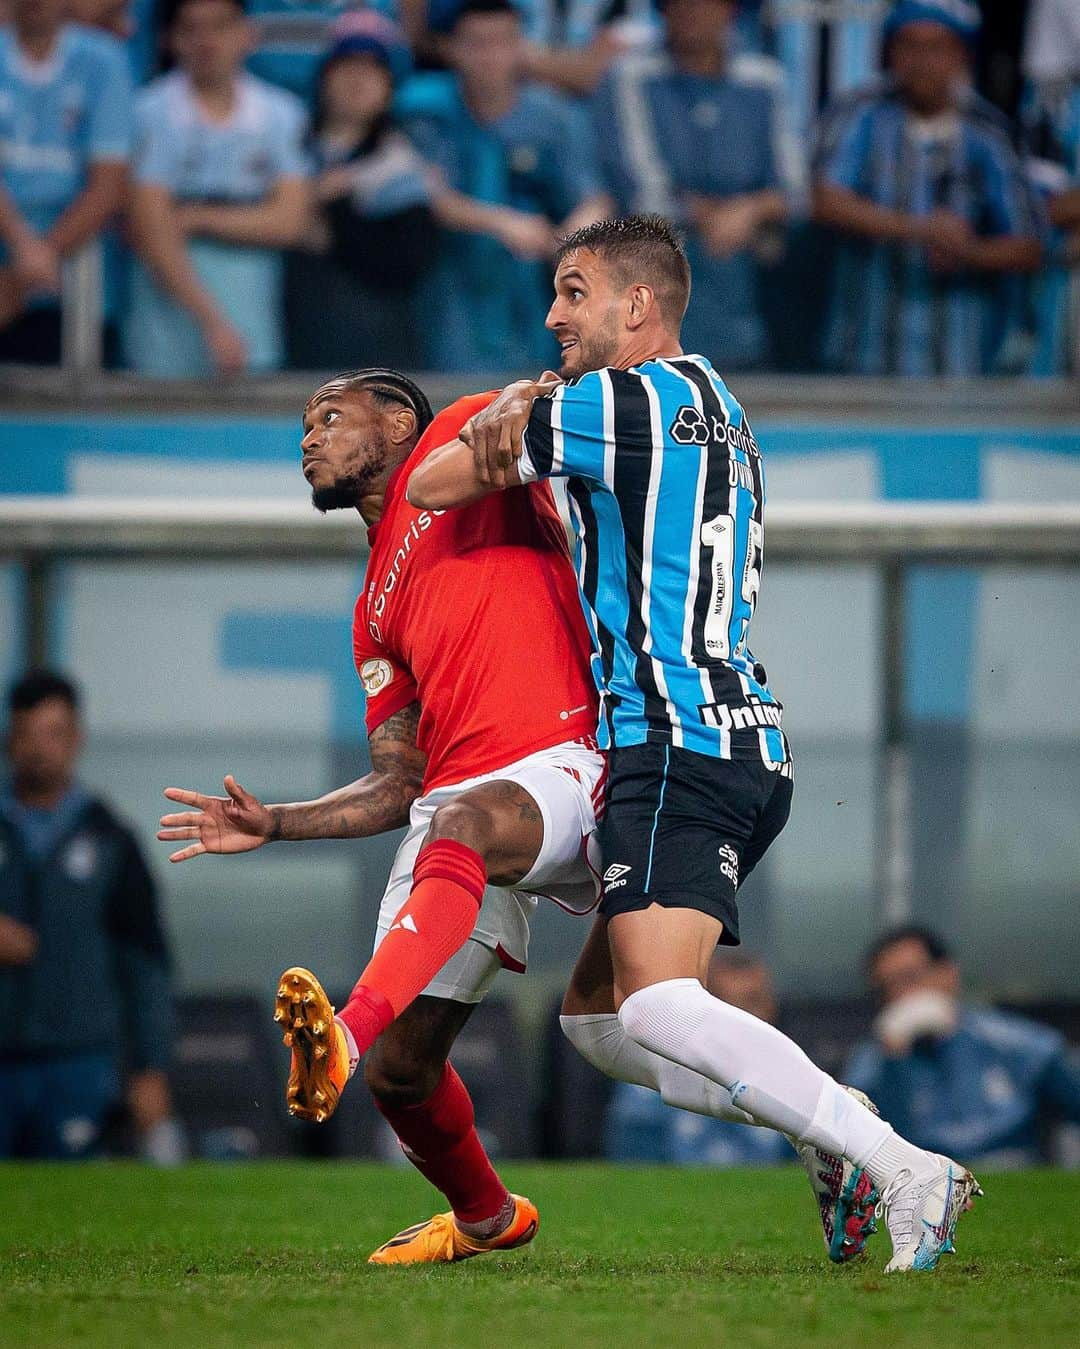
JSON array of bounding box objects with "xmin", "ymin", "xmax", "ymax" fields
[{"xmin": 157, "ymin": 704, "xmax": 426, "ymax": 862}]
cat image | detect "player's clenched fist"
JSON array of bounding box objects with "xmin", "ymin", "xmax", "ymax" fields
[
  {"xmin": 157, "ymin": 774, "xmax": 275, "ymax": 862},
  {"xmin": 461, "ymin": 371, "xmax": 562, "ymax": 486}
]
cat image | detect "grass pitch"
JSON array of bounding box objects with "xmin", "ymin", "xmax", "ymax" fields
[{"xmin": 2, "ymin": 1163, "xmax": 1076, "ymax": 1348}]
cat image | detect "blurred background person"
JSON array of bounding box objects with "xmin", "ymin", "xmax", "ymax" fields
[
  {"xmin": 605, "ymin": 951, "xmax": 793, "ymax": 1166},
  {"xmin": 592, "ymin": 0, "xmax": 791, "ymax": 371},
  {"xmin": 124, "ymin": 0, "xmax": 311, "ymax": 377},
  {"xmin": 813, "ymin": 0, "xmax": 1043, "ymax": 376},
  {"xmin": 401, "ymin": 0, "xmax": 610, "ymax": 371},
  {"xmin": 0, "ymin": 672, "xmax": 179, "ymax": 1162},
  {"xmin": 846, "ymin": 926, "xmax": 1080, "ymax": 1170},
  {"xmin": 286, "ymin": 12, "xmax": 438, "ymax": 370},
  {"xmin": 0, "ymin": 0, "xmax": 131, "ymax": 363},
  {"xmin": 1024, "ymin": 0, "xmax": 1080, "ymax": 112}
]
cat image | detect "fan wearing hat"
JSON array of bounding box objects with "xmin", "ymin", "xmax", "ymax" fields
[
  {"xmin": 812, "ymin": 0, "xmax": 1043, "ymax": 376},
  {"xmin": 293, "ymin": 12, "xmax": 438, "ymax": 369}
]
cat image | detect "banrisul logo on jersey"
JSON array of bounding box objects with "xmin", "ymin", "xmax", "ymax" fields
[{"xmin": 668, "ymin": 406, "xmax": 759, "ymax": 457}]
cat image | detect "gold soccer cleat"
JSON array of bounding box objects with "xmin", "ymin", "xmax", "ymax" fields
[
  {"xmin": 274, "ymin": 967, "xmax": 350, "ymax": 1123},
  {"xmin": 368, "ymin": 1195, "xmax": 540, "ymax": 1265}
]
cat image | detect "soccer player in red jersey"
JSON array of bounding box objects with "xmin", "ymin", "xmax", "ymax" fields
[{"xmin": 157, "ymin": 369, "xmax": 606, "ymax": 1264}]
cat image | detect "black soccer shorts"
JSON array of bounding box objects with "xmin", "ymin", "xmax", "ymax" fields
[{"xmin": 596, "ymin": 742, "xmax": 793, "ymax": 944}]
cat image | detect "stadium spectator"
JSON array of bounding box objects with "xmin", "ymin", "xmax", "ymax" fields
[
  {"xmin": 845, "ymin": 926, "xmax": 1080, "ymax": 1168},
  {"xmin": 1024, "ymin": 0, "xmax": 1080, "ymax": 105},
  {"xmin": 401, "ymin": 0, "xmax": 610, "ymax": 371},
  {"xmin": 1024, "ymin": 79, "xmax": 1080, "ymax": 375},
  {"xmin": 812, "ymin": 0, "xmax": 1043, "ymax": 376},
  {"xmin": 0, "ymin": 672, "xmax": 177, "ymax": 1161},
  {"xmin": 124, "ymin": 0, "xmax": 311, "ymax": 377},
  {"xmin": 605, "ymin": 950, "xmax": 793, "ymax": 1165},
  {"xmin": 592, "ymin": 0, "xmax": 790, "ymax": 370},
  {"xmin": 0, "ymin": 0, "xmax": 131, "ymax": 364},
  {"xmin": 286, "ymin": 13, "xmax": 438, "ymax": 369}
]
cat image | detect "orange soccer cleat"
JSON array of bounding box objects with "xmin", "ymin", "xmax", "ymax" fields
[
  {"xmin": 274, "ymin": 967, "xmax": 351, "ymax": 1123},
  {"xmin": 367, "ymin": 1195, "xmax": 540, "ymax": 1265}
]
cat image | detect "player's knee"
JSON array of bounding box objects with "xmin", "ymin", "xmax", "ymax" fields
[
  {"xmin": 363, "ymin": 1041, "xmax": 444, "ymax": 1107},
  {"xmin": 424, "ymin": 799, "xmax": 495, "ymax": 855}
]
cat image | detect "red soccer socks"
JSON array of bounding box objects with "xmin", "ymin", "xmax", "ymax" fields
[{"xmin": 336, "ymin": 839, "xmax": 486, "ymax": 1057}]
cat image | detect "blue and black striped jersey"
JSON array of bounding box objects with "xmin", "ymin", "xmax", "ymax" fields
[{"xmin": 518, "ymin": 354, "xmax": 790, "ymax": 769}]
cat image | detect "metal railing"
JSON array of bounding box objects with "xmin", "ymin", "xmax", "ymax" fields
[{"xmin": 3, "ymin": 497, "xmax": 1080, "ymax": 925}]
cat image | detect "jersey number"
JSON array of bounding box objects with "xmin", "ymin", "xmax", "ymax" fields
[{"xmin": 700, "ymin": 515, "xmax": 763, "ymax": 660}]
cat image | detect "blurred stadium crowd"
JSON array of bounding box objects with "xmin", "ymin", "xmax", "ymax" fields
[
  {"xmin": 3, "ymin": 670, "xmax": 1079, "ymax": 1166},
  {"xmin": 0, "ymin": 0, "xmax": 1079, "ymax": 377}
]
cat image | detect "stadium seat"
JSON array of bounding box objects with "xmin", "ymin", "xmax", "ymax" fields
[
  {"xmin": 171, "ymin": 995, "xmax": 293, "ymax": 1159},
  {"xmin": 538, "ymin": 997, "xmax": 615, "ymax": 1159}
]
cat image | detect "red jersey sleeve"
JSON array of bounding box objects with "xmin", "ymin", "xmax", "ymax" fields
[{"xmin": 353, "ymin": 605, "xmax": 419, "ymax": 735}]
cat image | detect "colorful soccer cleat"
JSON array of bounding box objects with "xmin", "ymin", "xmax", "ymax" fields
[
  {"xmin": 795, "ymin": 1087, "xmax": 881, "ymax": 1264},
  {"xmin": 878, "ymin": 1155, "xmax": 983, "ymax": 1273},
  {"xmin": 274, "ymin": 966, "xmax": 351, "ymax": 1123},
  {"xmin": 367, "ymin": 1195, "xmax": 540, "ymax": 1265}
]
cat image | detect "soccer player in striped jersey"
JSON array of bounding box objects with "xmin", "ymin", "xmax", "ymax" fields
[{"xmin": 410, "ymin": 214, "xmax": 982, "ymax": 1273}]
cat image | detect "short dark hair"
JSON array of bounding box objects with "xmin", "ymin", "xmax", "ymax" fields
[
  {"xmin": 310, "ymin": 369, "xmax": 434, "ymax": 436},
  {"xmin": 8, "ymin": 670, "xmax": 81, "ymax": 717},
  {"xmin": 865, "ymin": 925, "xmax": 953, "ymax": 977},
  {"xmin": 163, "ymin": 0, "xmax": 246, "ymax": 30},
  {"xmin": 555, "ymin": 214, "xmax": 692, "ymax": 329},
  {"xmin": 454, "ymin": 0, "xmax": 518, "ymax": 24}
]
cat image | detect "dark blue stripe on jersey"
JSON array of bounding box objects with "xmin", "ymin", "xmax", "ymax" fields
[
  {"xmin": 567, "ymin": 475, "xmax": 618, "ymax": 744},
  {"xmin": 674, "ymin": 359, "xmax": 739, "ymax": 706},
  {"xmin": 609, "ymin": 370, "xmax": 670, "ymax": 740},
  {"xmin": 525, "ymin": 395, "xmax": 556, "ymax": 476}
]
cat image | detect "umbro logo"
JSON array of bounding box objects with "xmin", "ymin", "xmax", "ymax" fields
[
  {"xmin": 603, "ymin": 863, "xmax": 632, "ymax": 890},
  {"xmin": 390, "ymin": 913, "xmax": 419, "ymax": 935}
]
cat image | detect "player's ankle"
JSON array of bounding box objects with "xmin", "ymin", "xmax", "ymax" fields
[
  {"xmin": 864, "ymin": 1130, "xmax": 938, "ymax": 1189},
  {"xmin": 335, "ymin": 1016, "xmax": 360, "ymax": 1079},
  {"xmin": 454, "ymin": 1191, "xmax": 515, "ymax": 1240}
]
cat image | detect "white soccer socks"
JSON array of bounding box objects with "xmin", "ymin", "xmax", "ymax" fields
[
  {"xmin": 616, "ymin": 978, "xmax": 918, "ymax": 1171},
  {"xmin": 559, "ymin": 1012, "xmax": 756, "ymax": 1125}
]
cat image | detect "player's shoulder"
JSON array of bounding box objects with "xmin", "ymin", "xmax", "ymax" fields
[{"xmin": 405, "ymin": 391, "xmax": 499, "ymax": 470}]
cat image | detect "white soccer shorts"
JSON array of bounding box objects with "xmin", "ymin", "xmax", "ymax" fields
[{"xmin": 372, "ymin": 737, "xmax": 606, "ymax": 1003}]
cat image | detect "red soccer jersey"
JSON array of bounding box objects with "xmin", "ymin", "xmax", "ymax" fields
[{"xmin": 353, "ymin": 392, "xmax": 598, "ymax": 793}]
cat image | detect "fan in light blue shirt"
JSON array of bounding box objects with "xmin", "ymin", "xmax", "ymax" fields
[
  {"xmin": 0, "ymin": 7, "xmax": 131, "ymax": 353},
  {"xmin": 402, "ymin": 0, "xmax": 609, "ymax": 372},
  {"xmin": 124, "ymin": 0, "xmax": 310, "ymax": 377}
]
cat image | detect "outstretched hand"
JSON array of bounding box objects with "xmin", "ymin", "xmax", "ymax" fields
[
  {"xmin": 157, "ymin": 774, "xmax": 275, "ymax": 862},
  {"xmin": 460, "ymin": 370, "xmax": 563, "ymax": 488}
]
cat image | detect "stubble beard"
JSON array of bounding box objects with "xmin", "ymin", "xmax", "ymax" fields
[
  {"xmin": 311, "ymin": 439, "xmax": 390, "ymax": 513},
  {"xmin": 564, "ymin": 311, "xmax": 621, "ymax": 379}
]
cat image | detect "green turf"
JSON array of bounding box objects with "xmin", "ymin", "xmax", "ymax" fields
[{"xmin": 2, "ymin": 1163, "xmax": 1076, "ymax": 1348}]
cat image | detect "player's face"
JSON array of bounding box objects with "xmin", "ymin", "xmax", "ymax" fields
[
  {"xmin": 890, "ymin": 23, "xmax": 968, "ymax": 114},
  {"xmin": 171, "ymin": 0, "xmax": 251, "ymax": 83},
  {"xmin": 301, "ymin": 385, "xmax": 393, "ymax": 513},
  {"xmin": 546, "ymin": 250, "xmax": 624, "ymax": 378},
  {"xmin": 6, "ymin": 698, "xmax": 83, "ymax": 798}
]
